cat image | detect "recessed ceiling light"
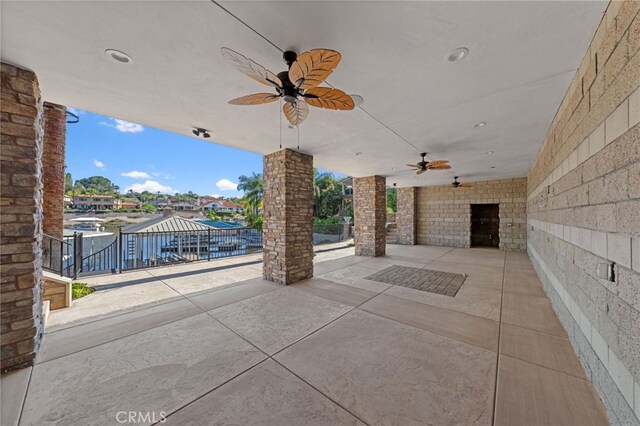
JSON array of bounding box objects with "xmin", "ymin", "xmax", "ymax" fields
[
  {"xmin": 484, "ymin": 150, "xmax": 495, "ymax": 155},
  {"xmin": 474, "ymin": 121, "xmax": 487, "ymax": 128},
  {"xmin": 447, "ymin": 47, "xmax": 469, "ymax": 62},
  {"xmin": 105, "ymin": 49, "xmax": 133, "ymax": 63},
  {"xmin": 354, "ymin": 152, "xmax": 363, "ymax": 156},
  {"xmin": 351, "ymin": 95, "xmax": 364, "ymax": 106}
]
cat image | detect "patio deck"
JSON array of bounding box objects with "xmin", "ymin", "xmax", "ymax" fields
[{"xmin": 2, "ymin": 245, "xmax": 608, "ymax": 425}]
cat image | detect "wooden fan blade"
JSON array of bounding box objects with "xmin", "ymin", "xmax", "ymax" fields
[
  {"xmin": 460, "ymin": 183, "xmax": 473, "ymax": 187},
  {"xmin": 221, "ymin": 48, "xmax": 282, "ymax": 88},
  {"xmin": 289, "ymin": 49, "xmax": 341, "ymax": 90},
  {"xmin": 406, "ymin": 164, "xmax": 420, "ymax": 168},
  {"xmin": 427, "ymin": 160, "xmax": 449, "ymax": 165},
  {"xmin": 416, "ymin": 169, "xmax": 426, "ymax": 175},
  {"xmin": 228, "ymin": 93, "xmax": 280, "ymax": 105},
  {"xmin": 304, "ymin": 87, "xmax": 354, "ymax": 110},
  {"xmin": 283, "ymin": 101, "xmax": 309, "ymax": 126},
  {"xmin": 428, "ymin": 164, "xmax": 452, "ymax": 170}
]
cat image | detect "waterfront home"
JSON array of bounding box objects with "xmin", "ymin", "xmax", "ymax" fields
[{"xmin": 72, "ymin": 194, "xmax": 115, "ymax": 210}]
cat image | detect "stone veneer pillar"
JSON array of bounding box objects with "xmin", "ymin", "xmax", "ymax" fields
[
  {"xmin": 353, "ymin": 176, "xmax": 386, "ymax": 257},
  {"xmin": 0, "ymin": 62, "xmax": 45, "ymax": 372},
  {"xmin": 262, "ymin": 149, "xmax": 314, "ymax": 285},
  {"xmin": 397, "ymin": 187, "xmax": 417, "ymax": 245},
  {"xmin": 42, "ymin": 103, "xmax": 66, "ymax": 239}
]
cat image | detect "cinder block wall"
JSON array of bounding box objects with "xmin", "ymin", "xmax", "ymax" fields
[
  {"xmin": 416, "ymin": 178, "xmax": 527, "ymax": 251},
  {"xmin": 527, "ymin": 2, "xmax": 640, "ymax": 424}
]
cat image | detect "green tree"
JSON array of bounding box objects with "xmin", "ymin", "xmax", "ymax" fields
[
  {"xmin": 313, "ymin": 170, "xmax": 342, "ymax": 219},
  {"xmin": 74, "ymin": 176, "xmax": 120, "ymax": 195},
  {"xmin": 237, "ymin": 172, "xmax": 263, "ymax": 215},
  {"xmin": 64, "ymin": 172, "xmax": 74, "ymax": 194},
  {"xmin": 387, "ymin": 188, "xmax": 397, "ymax": 213}
]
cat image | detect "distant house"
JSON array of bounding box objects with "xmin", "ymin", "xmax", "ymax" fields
[
  {"xmin": 63, "ymin": 195, "xmax": 72, "ymax": 208},
  {"xmin": 72, "ymin": 194, "xmax": 115, "ymax": 210},
  {"xmin": 201, "ymin": 198, "xmax": 243, "ymax": 213},
  {"xmin": 152, "ymin": 199, "xmax": 198, "ymax": 211},
  {"xmin": 114, "ymin": 199, "xmax": 141, "ymax": 210}
]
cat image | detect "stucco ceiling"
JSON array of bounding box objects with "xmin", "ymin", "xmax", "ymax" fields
[{"xmin": 1, "ymin": 1, "xmax": 606, "ymax": 186}]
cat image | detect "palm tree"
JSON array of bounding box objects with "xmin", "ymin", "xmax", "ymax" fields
[{"xmin": 237, "ymin": 172, "xmax": 263, "ymax": 215}]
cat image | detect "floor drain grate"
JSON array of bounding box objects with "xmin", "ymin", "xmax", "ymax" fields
[{"xmin": 365, "ymin": 265, "xmax": 467, "ymax": 297}]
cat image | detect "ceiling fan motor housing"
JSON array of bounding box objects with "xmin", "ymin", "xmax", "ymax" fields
[{"xmin": 276, "ymin": 71, "xmax": 298, "ymax": 103}]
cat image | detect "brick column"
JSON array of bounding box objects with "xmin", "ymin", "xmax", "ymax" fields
[
  {"xmin": 397, "ymin": 187, "xmax": 417, "ymax": 245},
  {"xmin": 0, "ymin": 62, "xmax": 45, "ymax": 372},
  {"xmin": 263, "ymin": 149, "xmax": 313, "ymax": 285},
  {"xmin": 353, "ymin": 176, "xmax": 386, "ymax": 257},
  {"xmin": 42, "ymin": 102, "xmax": 66, "ymax": 239}
]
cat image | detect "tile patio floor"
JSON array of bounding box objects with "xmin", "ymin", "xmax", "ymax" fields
[{"xmin": 1, "ymin": 244, "xmax": 609, "ymax": 425}]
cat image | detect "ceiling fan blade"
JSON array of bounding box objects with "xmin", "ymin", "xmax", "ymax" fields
[
  {"xmin": 427, "ymin": 160, "xmax": 449, "ymax": 165},
  {"xmin": 416, "ymin": 169, "xmax": 426, "ymax": 175},
  {"xmin": 460, "ymin": 183, "xmax": 473, "ymax": 187},
  {"xmin": 221, "ymin": 47, "xmax": 282, "ymax": 88},
  {"xmin": 289, "ymin": 49, "xmax": 341, "ymax": 90},
  {"xmin": 406, "ymin": 164, "xmax": 420, "ymax": 168},
  {"xmin": 283, "ymin": 101, "xmax": 309, "ymax": 126},
  {"xmin": 428, "ymin": 164, "xmax": 452, "ymax": 170},
  {"xmin": 228, "ymin": 93, "xmax": 280, "ymax": 105},
  {"xmin": 303, "ymin": 87, "xmax": 354, "ymax": 110}
]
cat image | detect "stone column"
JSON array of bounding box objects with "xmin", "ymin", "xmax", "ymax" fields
[
  {"xmin": 0, "ymin": 62, "xmax": 45, "ymax": 371},
  {"xmin": 353, "ymin": 176, "xmax": 386, "ymax": 257},
  {"xmin": 42, "ymin": 102, "xmax": 66, "ymax": 239},
  {"xmin": 262, "ymin": 149, "xmax": 313, "ymax": 285},
  {"xmin": 397, "ymin": 187, "xmax": 417, "ymax": 245}
]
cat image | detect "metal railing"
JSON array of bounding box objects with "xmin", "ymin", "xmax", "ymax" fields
[
  {"xmin": 119, "ymin": 227, "xmax": 263, "ymax": 272},
  {"xmin": 42, "ymin": 224, "xmax": 352, "ymax": 277},
  {"xmin": 42, "ymin": 233, "xmax": 83, "ymax": 279},
  {"xmin": 312, "ymin": 223, "xmax": 353, "ymax": 245},
  {"xmin": 81, "ymin": 237, "xmax": 118, "ymax": 276}
]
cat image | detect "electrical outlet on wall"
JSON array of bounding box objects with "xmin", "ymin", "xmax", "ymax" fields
[{"xmin": 596, "ymin": 261, "xmax": 615, "ymax": 282}]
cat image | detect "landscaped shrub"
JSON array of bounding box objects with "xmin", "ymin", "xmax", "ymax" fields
[{"xmin": 72, "ymin": 282, "xmax": 94, "ymax": 300}]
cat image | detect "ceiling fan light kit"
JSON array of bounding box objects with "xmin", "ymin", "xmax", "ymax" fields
[{"xmin": 222, "ymin": 47, "xmax": 354, "ymax": 126}]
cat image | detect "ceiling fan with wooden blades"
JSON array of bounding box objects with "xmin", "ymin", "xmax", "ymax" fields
[
  {"xmin": 406, "ymin": 153, "xmax": 451, "ymax": 175},
  {"xmin": 221, "ymin": 48, "xmax": 355, "ymax": 126},
  {"xmin": 452, "ymin": 176, "xmax": 472, "ymax": 188}
]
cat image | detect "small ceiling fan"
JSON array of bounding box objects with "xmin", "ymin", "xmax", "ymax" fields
[
  {"xmin": 221, "ymin": 48, "xmax": 354, "ymax": 126},
  {"xmin": 452, "ymin": 176, "xmax": 472, "ymax": 188},
  {"xmin": 406, "ymin": 153, "xmax": 450, "ymax": 175}
]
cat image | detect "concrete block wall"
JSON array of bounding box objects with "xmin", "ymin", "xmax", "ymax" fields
[
  {"xmin": 262, "ymin": 149, "xmax": 314, "ymax": 285},
  {"xmin": 415, "ymin": 178, "xmax": 527, "ymax": 251},
  {"xmin": 527, "ymin": 2, "xmax": 640, "ymax": 424},
  {"xmin": 0, "ymin": 62, "xmax": 45, "ymax": 372}
]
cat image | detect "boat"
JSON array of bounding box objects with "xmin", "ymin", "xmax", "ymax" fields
[{"xmin": 66, "ymin": 217, "xmax": 106, "ymax": 232}]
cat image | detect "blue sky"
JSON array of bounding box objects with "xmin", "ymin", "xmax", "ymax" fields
[{"xmin": 66, "ymin": 109, "xmax": 264, "ymax": 198}]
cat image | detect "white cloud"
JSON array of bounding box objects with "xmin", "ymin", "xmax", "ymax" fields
[
  {"xmin": 93, "ymin": 159, "xmax": 105, "ymax": 169},
  {"xmin": 100, "ymin": 118, "xmax": 144, "ymax": 133},
  {"xmin": 216, "ymin": 179, "xmax": 238, "ymax": 191},
  {"xmin": 121, "ymin": 170, "xmax": 150, "ymax": 179},
  {"xmin": 125, "ymin": 180, "xmax": 177, "ymax": 194},
  {"xmin": 114, "ymin": 119, "xmax": 144, "ymax": 133}
]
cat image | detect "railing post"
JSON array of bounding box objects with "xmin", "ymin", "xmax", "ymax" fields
[
  {"xmin": 118, "ymin": 229, "xmax": 122, "ymax": 273},
  {"xmin": 208, "ymin": 228, "xmax": 211, "ymax": 261},
  {"xmin": 58, "ymin": 238, "xmax": 63, "ymax": 276}
]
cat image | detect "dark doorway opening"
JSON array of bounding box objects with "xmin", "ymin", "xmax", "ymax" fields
[{"xmin": 470, "ymin": 204, "xmax": 500, "ymax": 248}]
